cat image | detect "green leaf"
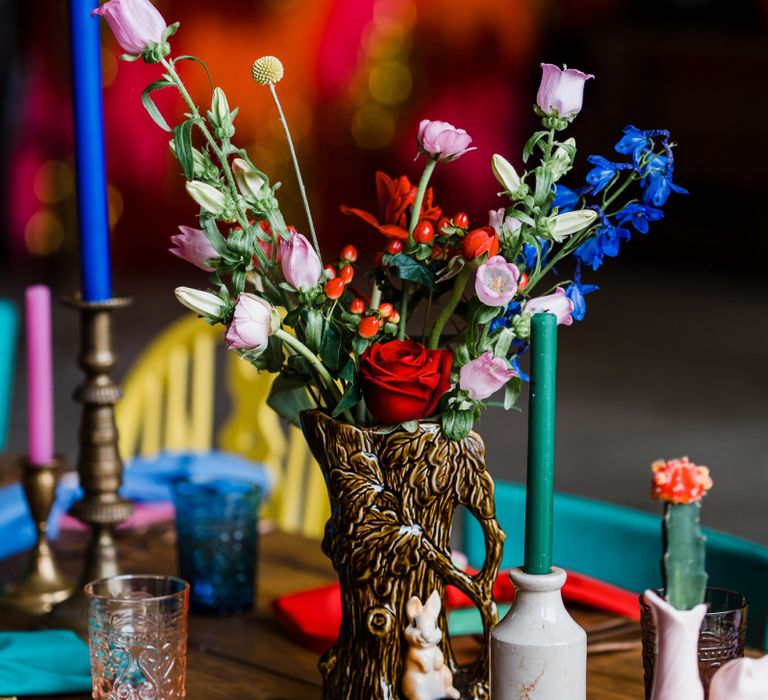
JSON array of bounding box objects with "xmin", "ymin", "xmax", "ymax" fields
[
  {"xmin": 200, "ymin": 215, "xmax": 228, "ymax": 256},
  {"xmin": 400, "ymin": 420, "xmax": 419, "ymax": 433},
  {"xmin": 476, "ymin": 306, "xmax": 500, "ymax": 325},
  {"xmin": 319, "ymin": 323, "xmax": 342, "ymax": 373},
  {"xmin": 231, "ymin": 269, "xmax": 246, "ymax": 295},
  {"xmin": 163, "ymin": 22, "xmax": 180, "ymax": 41},
  {"xmin": 508, "ymin": 210, "xmax": 536, "ymax": 227},
  {"xmin": 339, "ymin": 358, "xmax": 356, "ymax": 382},
  {"xmin": 172, "ymin": 120, "xmax": 196, "ymax": 180},
  {"xmin": 352, "ymin": 336, "xmax": 369, "ymax": 356},
  {"xmin": 387, "ymin": 253, "xmax": 436, "ymax": 290},
  {"xmin": 533, "ymin": 166, "xmax": 554, "ymax": 207},
  {"xmin": 523, "ymin": 130, "xmax": 548, "ymax": 162},
  {"xmin": 141, "ymin": 80, "xmax": 173, "ymax": 132},
  {"xmin": 304, "ymin": 309, "xmax": 324, "ymax": 354},
  {"xmin": 283, "ymin": 308, "xmax": 301, "ymax": 327},
  {"xmin": 441, "ymin": 410, "xmax": 474, "ymax": 441},
  {"xmin": 332, "ymin": 380, "xmax": 361, "ymax": 418},
  {"xmin": 504, "ymin": 376, "xmax": 522, "ymax": 410},
  {"xmin": 493, "ymin": 328, "xmax": 515, "ymax": 358},
  {"xmin": 453, "ymin": 344, "xmax": 471, "ymax": 367},
  {"xmin": 267, "ymin": 375, "xmax": 314, "ymax": 426},
  {"xmin": 172, "ymin": 55, "xmax": 214, "ymax": 90}
]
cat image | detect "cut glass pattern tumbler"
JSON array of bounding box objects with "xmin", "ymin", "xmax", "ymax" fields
[{"xmin": 86, "ymin": 574, "xmax": 189, "ymax": 700}]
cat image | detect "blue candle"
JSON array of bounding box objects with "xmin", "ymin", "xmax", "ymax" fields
[{"xmin": 69, "ymin": 0, "xmax": 112, "ymax": 301}]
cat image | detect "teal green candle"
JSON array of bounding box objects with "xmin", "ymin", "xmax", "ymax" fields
[
  {"xmin": 0, "ymin": 300, "xmax": 18, "ymax": 452},
  {"xmin": 524, "ymin": 312, "xmax": 557, "ymax": 575}
]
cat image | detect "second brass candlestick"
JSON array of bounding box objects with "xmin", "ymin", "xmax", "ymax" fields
[
  {"xmin": 49, "ymin": 295, "xmax": 133, "ymax": 632},
  {"xmin": 0, "ymin": 457, "xmax": 72, "ymax": 614}
]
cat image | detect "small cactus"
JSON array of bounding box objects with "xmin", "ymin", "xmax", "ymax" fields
[
  {"xmin": 651, "ymin": 456, "xmax": 713, "ymax": 611},
  {"xmin": 662, "ymin": 502, "xmax": 707, "ymax": 610}
]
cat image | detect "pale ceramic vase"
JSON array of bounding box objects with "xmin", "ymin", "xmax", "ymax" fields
[
  {"xmin": 644, "ymin": 589, "xmax": 707, "ymax": 700},
  {"xmin": 709, "ymin": 655, "xmax": 768, "ymax": 699},
  {"xmin": 491, "ymin": 567, "xmax": 586, "ymax": 699}
]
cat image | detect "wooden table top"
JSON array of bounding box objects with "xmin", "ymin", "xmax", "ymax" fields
[{"xmin": 0, "ymin": 526, "xmax": 647, "ymax": 699}]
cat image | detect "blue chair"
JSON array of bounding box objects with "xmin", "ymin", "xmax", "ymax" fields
[
  {"xmin": 463, "ymin": 481, "xmax": 768, "ymax": 650},
  {"xmin": 0, "ymin": 299, "xmax": 18, "ymax": 452}
]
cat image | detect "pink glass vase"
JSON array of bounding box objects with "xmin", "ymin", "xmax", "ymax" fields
[
  {"xmin": 709, "ymin": 656, "xmax": 768, "ymax": 699},
  {"xmin": 644, "ymin": 589, "xmax": 707, "ymax": 700}
]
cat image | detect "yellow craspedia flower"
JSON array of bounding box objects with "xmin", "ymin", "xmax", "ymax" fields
[{"xmin": 251, "ymin": 56, "xmax": 284, "ymax": 85}]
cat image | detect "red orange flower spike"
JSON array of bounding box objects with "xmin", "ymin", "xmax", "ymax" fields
[
  {"xmin": 650, "ymin": 456, "xmax": 713, "ymax": 505},
  {"xmin": 340, "ymin": 172, "xmax": 442, "ymax": 241}
]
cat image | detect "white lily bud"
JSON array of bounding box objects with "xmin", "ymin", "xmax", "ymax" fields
[
  {"xmin": 550, "ymin": 209, "xmax": 598, "ymax": 242},
  {"xmin": 232, "ymin": 158, "xmax": 266, "ymax": 199},
  {"xmin": 208, "ymin": 88, "xmax": 236, "ymax": 139},
  {"xmin": 550, "ymin": 137, "xmax": 576, "ymax": 180},
  {"xmin": 492, "ymin": 154, "xmax": 523, "ymax": 195},
  {"xmin": 211, "ymin": 88, "xmax": 230, "ymax": 125},
  {"xmin": 175, "ymin": 287, "xmax": 227, "ymax": 320},
  {"xmin": 186, "ymin": 180, "xmax": 227, "ymax": 215}
]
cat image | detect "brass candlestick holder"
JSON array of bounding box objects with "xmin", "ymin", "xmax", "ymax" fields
[
  {"xmin": 0, "ymin": 457, "xmax": 73, "ymax": 614},
  {"xmin": 49, "ymin": 295, "xmax": 134, "ymax": 631}
]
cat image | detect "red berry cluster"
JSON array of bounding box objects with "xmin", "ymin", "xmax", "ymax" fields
[
  {"xmin": 323, "ymin": 245, "xmax": 358, "ymax": 299},
  {"xmin": 348, "ymin": 299, "xmax": 400, "ymax": 338},
  {"xmin": 376, "ymin": 211, "xmax": 501, "ymax": 267}
]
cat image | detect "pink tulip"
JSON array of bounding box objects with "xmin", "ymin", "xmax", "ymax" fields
[
  {"xmin": 537, "ymin": 64, "xmax": 594, "ymax": 118},
  {"xmin": 92, "ymin": 0, "xmax": 167, "ymax": 55},
  {"xmin": 524, "ymin": 287, "xmax": 575, "ymax": 326},
  {"xmin": 417, "ymin": 120, "xmax": 475, "ymax": 163},
  {"xmin": 225, "ymin": 293, "xmax": 280, "ymax": 353},
  {"xmin": 279, "ymin": 232, "xmax": 322, "ymax": 292},
  {"xmin": 460, "ymin": 351, "xmax": 516, "ymax": 401},
  {"xmin": 169, "ymin": 226, "xmax": 218, "ymax": 271},
  {"xmin": 475, "ymin": 256, "xmax": 520, "ymax": 307}
]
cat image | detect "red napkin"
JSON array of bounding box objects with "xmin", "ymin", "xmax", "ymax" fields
[{"xmin": 272, "ymin": 568, "xmax": 640, "ymax": 653}]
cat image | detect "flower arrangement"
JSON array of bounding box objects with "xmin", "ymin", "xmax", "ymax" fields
[
  {"xmin": 651, "ymin": 456, "xmax": 713, "ymax": 609},
  {"xmin": 95, "ymin": 0, "xmax": 686, "ymax": 440}
]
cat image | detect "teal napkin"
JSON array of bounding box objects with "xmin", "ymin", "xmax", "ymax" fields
[{"xmin": 0, "ymin": 630, "xmax": 91, "ymax": 696}]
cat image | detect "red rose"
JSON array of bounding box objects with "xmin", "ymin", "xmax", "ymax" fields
[
  {"xmin": 359, "ymin": 340, "xmax": 453, "ymax": 424},
  {"xmin": 462, "ymin": 226, "xmax": 499, "ymax": 260}
]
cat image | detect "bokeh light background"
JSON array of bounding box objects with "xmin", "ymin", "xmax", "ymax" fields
[{"xmin": 0, "ymin": 0, "xmax": 766, "ymax": 541}]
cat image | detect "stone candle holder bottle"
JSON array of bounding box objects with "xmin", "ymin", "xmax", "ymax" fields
[{"xmin": 490, "ymin": 313, "xmax": 587, "ymax": 700}]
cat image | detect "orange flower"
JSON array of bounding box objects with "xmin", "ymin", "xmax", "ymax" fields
[
  {"xmin": 341, "ymin": 172, "xmax": 442, "ymax": 241},
  {"xmin": 651, "ymin": 456, "xmax": 713, "ymax": 504}
]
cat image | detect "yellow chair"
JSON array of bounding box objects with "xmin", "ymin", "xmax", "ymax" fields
[{"xmin": 116, "ymin": 314, "xmax": 329, "ymax": 539}]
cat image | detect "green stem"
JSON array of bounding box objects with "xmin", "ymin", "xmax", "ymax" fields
[
  {"xmin": 407, "ymin": 158, "xmax": 437, "ymax": 245},
  {"xmin": 428, "ymin": 264, "xmax": 473, "ymax": 349},
  {"xmin": 268, "ymin": 83, "xmax": 321, "ymax": 260},
  {"xmin": 161, "ymin": 58, "xmax": 250, "ymax": 233},
  {"xmin": 397, "ymin": 290, "xmax": 410, "ymax": 341},
  {"xmin": 603, "ymin": 172, "xmax": 637, "ymax": 209},
  {"xmin": 421, "ymin": 289, "xmax": 433, "ymax": 344},
  {"xmin": 274, "ymin": 329, "xmax": 355, "ymax": 423},
  {"xmin": 398, "ymin": 158, "xmax": 438, "ymax": 339}
]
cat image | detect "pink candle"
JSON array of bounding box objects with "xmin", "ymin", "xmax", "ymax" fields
[{"xmin": 26, "ymin": 285, "xmax": 54, "ymax": 465}]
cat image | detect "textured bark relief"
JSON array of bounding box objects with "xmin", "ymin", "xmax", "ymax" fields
[{"xmin": 301, "ymin": 411, "xmax": 505, "ymax": 700}]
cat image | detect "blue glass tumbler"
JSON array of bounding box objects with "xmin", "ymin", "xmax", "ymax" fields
[{"xmin": 172, "ymin": 479, "xmax": 261, "ymax": 615}]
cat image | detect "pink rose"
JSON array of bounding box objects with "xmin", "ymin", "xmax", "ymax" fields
[
  {"xmin": 460, "ymin": 351, "xmax": 516, "ymax": 401},
  {"xmin": 537, "ymin": 63, "xmax": 594, "ymax": 118},
  {"xmin": 92, "ymin": 0, "xmax": 167, "ymax": 56},
  {"xmin": 475, "ymin": 255, "xmax": 520, "ymax": 307},
  {"xmin": 417, "ymin": 120, "xmax": 475, "ymax": 163},
  {"xmin": 524, "ymin": 288, "xmax": 574, "ymax": 326},
  {"xmin": 169, "ymin": 226, "xmax": 218, "ymax": 271},
  {"xmin": 225, "ymin": 293, "xmax": 279, "ymax": 354},
  {"xmin": 279, "ymin": 232, "xmax": 322, "ymax": 292}
]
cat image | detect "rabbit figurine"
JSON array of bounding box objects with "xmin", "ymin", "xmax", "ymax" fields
[{"xmin": 402, "ymin": 590, "xmax": 460, "ymax": 700}]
